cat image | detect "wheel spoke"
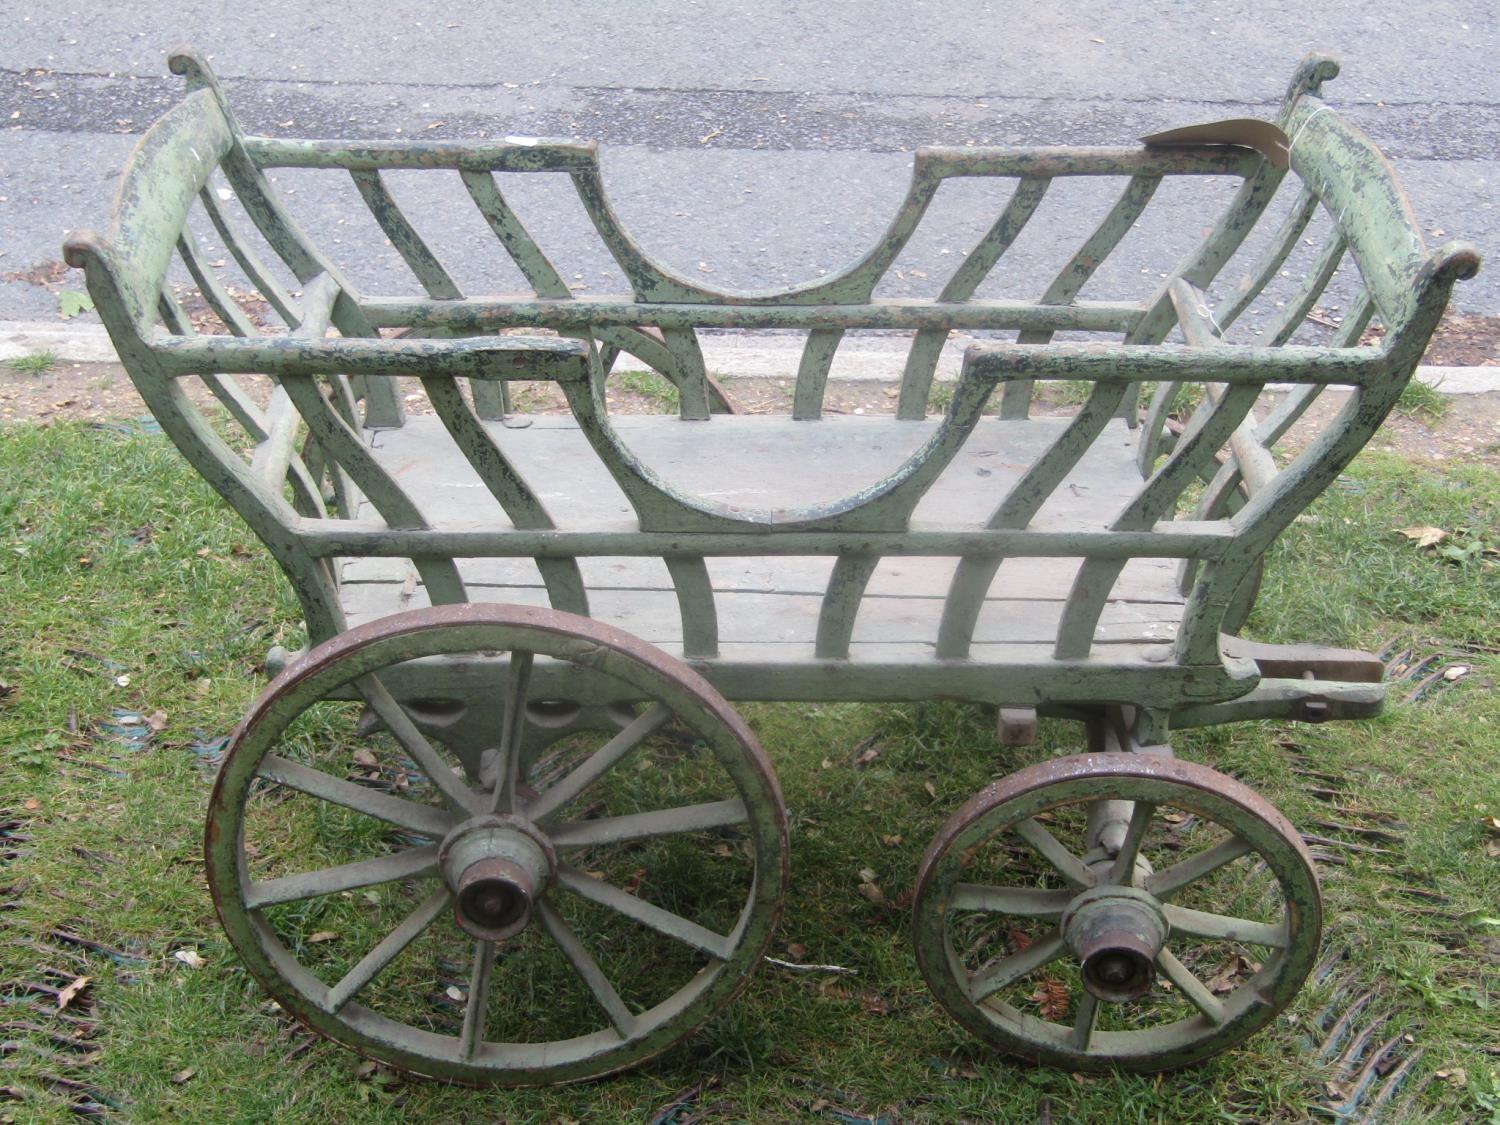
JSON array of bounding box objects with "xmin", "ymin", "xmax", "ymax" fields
[
  {"xmin": 1145, "ymin": 834, "xmax": 1253, "ymax": 899},
  {"xmin": 550, "ymin": 798, "xmax": 748, "ymax": 849},
  {"xmin": 459, "ymin": 939, "xmax": 496, "ymax": 1061},
  {"xmin": 245, "ymin": 844, "xmax": 440, "ymax": 909},
  {"xmin": 950, "ymin": 884, "xmax": 1070, "ymax": 919},
  {"xmin": 555, "ymin": 866, "xmax": 732, "ymax": 959},
  {"xmin": 1013, "ymin": 818, "xmax": 1096, "ymax": 889},
  {"xmin": 489, "ymin": 651, "xmax": 534, "ymax": 815},
  {"xmin": 1163, "ymin": 904, "xmax": 1288, "ymax": 949},
  {"xmin": 1069, "ymin": 990, "xmax": 1101, "ymax": 1050},
  {"xmin": 258, "ymin": 754, "xmax": 455, "ymax": 840},
  {"xmin": 1107, "ymin": 801, "xmax": 1155, "ymax": 885},
  {"xmin": 325, "ymin": 887, "xmax": 450, "ymax": 1013},
  {"xmin": 1156, "ymin": 947, "xmax": 1227, "ymax": 1024},
  {"xmin": 527, "ymin": 704, "xmax": 672, "ymax": 823},
  {"xmin": 357, "ymin": 675, "xmax": 481, "ymax": 815},
  {"xmin": 970, "ymin": 930, "xmax": 1066, "ymax": 1003},
  {"xmin": 537, "ymin": 899, "xmax": 637, "ymax": 1038}
]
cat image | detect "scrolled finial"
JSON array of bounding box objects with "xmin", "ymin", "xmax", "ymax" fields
[{"xmin": 1285, "ymin": 53, "xmax": 1340, "ymax": 105}]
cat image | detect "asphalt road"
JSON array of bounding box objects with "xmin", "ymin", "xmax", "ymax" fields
[{"xmin": 3, "ymin": 2, "xmax": 1496, "ymax": 328}]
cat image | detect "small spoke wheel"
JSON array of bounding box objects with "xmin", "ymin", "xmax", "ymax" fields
[
  {"xmin": 207, "ymin": 604, "xmax": 787, "ymax": 1085},
  {"xmin": 912, "ymin": 753, "xmax": 1320, "ymax": 1072}
]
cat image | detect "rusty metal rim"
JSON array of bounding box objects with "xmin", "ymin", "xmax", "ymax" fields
[
  {"xmin": 206, "ymin": 604, "xmax": 789, "ymax": 1086},
  {"xmin": 912, "ymin": 752, "xmax": 1322, "ymax": 1073}
]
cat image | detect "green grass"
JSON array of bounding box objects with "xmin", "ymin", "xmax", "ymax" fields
[
  {"xmin": 1394, "ymin": 377, "xmax": 1451, "ymax": 423},
  {"xmin": 5, "ymin": 350, "xmax": 57, "ymax": 376},
  {"xmin": 1, "ymin": 425, "xmax": 1497, "ymax": 1120},
  {"xmin": 616, "ymin": 369, "xmax": 682, "ymax": 412}
]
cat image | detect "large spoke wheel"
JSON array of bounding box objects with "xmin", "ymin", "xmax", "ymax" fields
[
  {"xmin": 206, "ymin": 604, "xmax": 787, "ymax": 1085},
  {"xmin": 912, "ymin": 753, "xmax": 1320, "ymax": 1072}
]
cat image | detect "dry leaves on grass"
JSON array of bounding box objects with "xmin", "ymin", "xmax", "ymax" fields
[
  {"xmin": 56, "ymin": 975, "xmax": 91, "ymax": 1011},
  {"xmin": 1398, "ymin": 525, "xmax": 1449, "ymax": 547}
]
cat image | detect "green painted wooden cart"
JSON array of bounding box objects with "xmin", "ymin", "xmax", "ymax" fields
[{"xmin": 66, "ymin": 48, "xmax": 1477, "ymax": 1083}]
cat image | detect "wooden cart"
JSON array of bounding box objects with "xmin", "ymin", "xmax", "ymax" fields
[{"xmin": 65, "ymin": 48, "xmax": 1476, "ymax": 1083}]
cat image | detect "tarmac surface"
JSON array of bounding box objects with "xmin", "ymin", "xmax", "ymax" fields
[{"xmin": 2, "ymin": 4, "xmax": 1496, "ymax": 329}]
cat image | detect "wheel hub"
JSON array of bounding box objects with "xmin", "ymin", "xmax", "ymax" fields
[
  {"xmin": 1061, "ymin": 885, "xmax": 1170, "ymax": 1003},
  {"xmin": 439, "ymin": 815, "xmax": 556, "ymax": 942}
]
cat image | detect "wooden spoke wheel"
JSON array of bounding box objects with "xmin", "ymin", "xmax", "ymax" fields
[
  {"xmin": 206, "ymin": 604, "xmax": 787, "ymax": 1085},
  {"xmin": 911, "ymin": 753, "xmax": 1320, "ymax": 1073}
]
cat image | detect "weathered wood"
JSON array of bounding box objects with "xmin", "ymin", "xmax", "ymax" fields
[{"xmin": 1003, "ymin": 174, "xmax": 1162, "ymax": 419}]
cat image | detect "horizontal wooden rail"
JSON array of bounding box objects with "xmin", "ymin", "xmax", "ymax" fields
[
  {"xmin": 356, "ymin": 296, "xmax": 1144, "ymax": 334},
  {"xmin": 148, "ymin": 334, "xmax": 591, "ymax": 379},
  {"xmin": 292, "ymin": 521, "xmax": 1235, "ymax": 559}
]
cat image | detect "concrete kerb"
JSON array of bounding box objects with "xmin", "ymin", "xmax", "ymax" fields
[{"xmin": 3, "ymin": 322, "xmax": 1497, "ymax": 394}]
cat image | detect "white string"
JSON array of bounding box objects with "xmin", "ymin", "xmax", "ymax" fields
[
  {"xmin": 1280, "ymin": 104, "xmax": 1334, "ymax": 162},
  {"xmin": 1195, "ymin": 300, "xmax": 1227, "ymax": 339}
]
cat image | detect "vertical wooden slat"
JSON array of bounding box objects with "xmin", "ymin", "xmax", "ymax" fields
[
  {"xmin": 664, "ymin": 556, "xmax": 718, "ymax": 657},
  {"xmin": 897, "ymin": 177, "xmax": 1050, "ymax": 420},
  {"xmin": 792, "ymin": 329, "xmax": 845, "ymax": 421},
  {"xmin": 1001, "ymin": 174, "xmax": 1162, "ymax": 419},
  {"xmin": 660, "ymin": 328, "xmax": 712, "ymax": 420},
  {"xmin": 814, "ymin": 555, "xmax": 879, "ymax": 659}
]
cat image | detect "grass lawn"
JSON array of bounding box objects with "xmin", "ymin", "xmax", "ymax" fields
[{"xmin": 1, "ymin": 421, "xmax": 1496, "ymax": 1122}]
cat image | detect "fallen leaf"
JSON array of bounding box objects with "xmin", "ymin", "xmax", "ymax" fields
[
  {"xmin": 1030, "ymin": 976, "xmax": 1070, "ymax": 1020},
  {"xmin": 881, "ymin": 834, "xmax": 903, "ymax": 847},
  {"xmin": 786, "ymin": 942, "xmax": 808, "ymax": 960},
  {"xmin": 1435, "ymin": 1067, "xmax": 1467, "ymax": 1084},
  {"xmin": 820, "ymin": 757, "xmax": 834, "ymax": 770},
  {"xmin": 351, "ymin": 747, "xmax": 378, "ymax": 767},
  {"xmin": 24, "ymin": 798, "xmax": 40, "ymax": 811},
  {"xmin": 857, "ymin": 881, "xmax": 886, "ymax": 905},
  {"xmin": 1443, "ymin": 665, "xmax": 1470, "ymax": 681},
  {"xmin": 171, "ymin": 1067, "xmax": 196, "ymax": 1085},
  {"xmin": 445, "ymin": 985, "xmax": 465, "ymax": 1002},
  {"xmin": 1398, "ymin": 525, "xmax": 1449, "ymax": 548},
  {"xmin": 307, "ymin": 931, "xmax": 338, "ymax": 944},
  {"xmin": 56, "ymin": 975, "xmax": 91, "ymax": 1011},
  {"xmin": 1486, "ymin": 840, "xmax": 1500, "ymax": 858},
  {"xmin": 854, "ymin": 746, "xmax": 880, "ymax": 766},
  {"xmin": 923, "ymin": 780, "xmax": 938, "ymax": 800},
  {"xmin": 146, "ymin": 709, "xmax": 168, "ymax": 731},
  {"xmin": 173, "ymin": 948, "xmax": 205, "ymax": 968},
  {"xmin": 1482, "ymin": 816, "xmax": 1500, "ymax": 835},
  {"xmin": 858, "ymin": 867, "xmax": 878, "ymax": 884},
  {"xmin": 115, "ymin": 674, "xmax": 131, "ymax": 688}
]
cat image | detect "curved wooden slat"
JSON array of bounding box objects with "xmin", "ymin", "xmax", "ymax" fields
[
  {"xmin": 1055, "ymin": 382, "xmax": 1261, "ymax": 658},
  {"xmin": 280, "ymin": 369, "xmax": 468, "ymax": 604},
  {"xmin": 1215, "ymin": 185, "xmax": 1320, "ymax": 329},
  {"xmin": 814, "ymin": 555, "xmax": 879, "ymax": 659},
  {"xmin": 1001, "ymin": 174, "xmax": 1163, "ymax": 419},
  {"xmin": 664, "ymin": 555, "xmax": 719, "ymax": 657},
  {"xmin": 792, "ymin": 329, "xmax": 844, "ymax": 421},
  {"xmin": 198, "ymin": 185, "xmax": 302, "ymax": 324},
  {"xmin": 418, "ymin": 374, "xmax": 588, "ymax": 615},
  {"xmin": 897, "ymin": 177, "xmax": 1051, "ymax": 420},
  {"xmin": 936, "ymin": 381, "xmax": 1129, "ymax": 658}
]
